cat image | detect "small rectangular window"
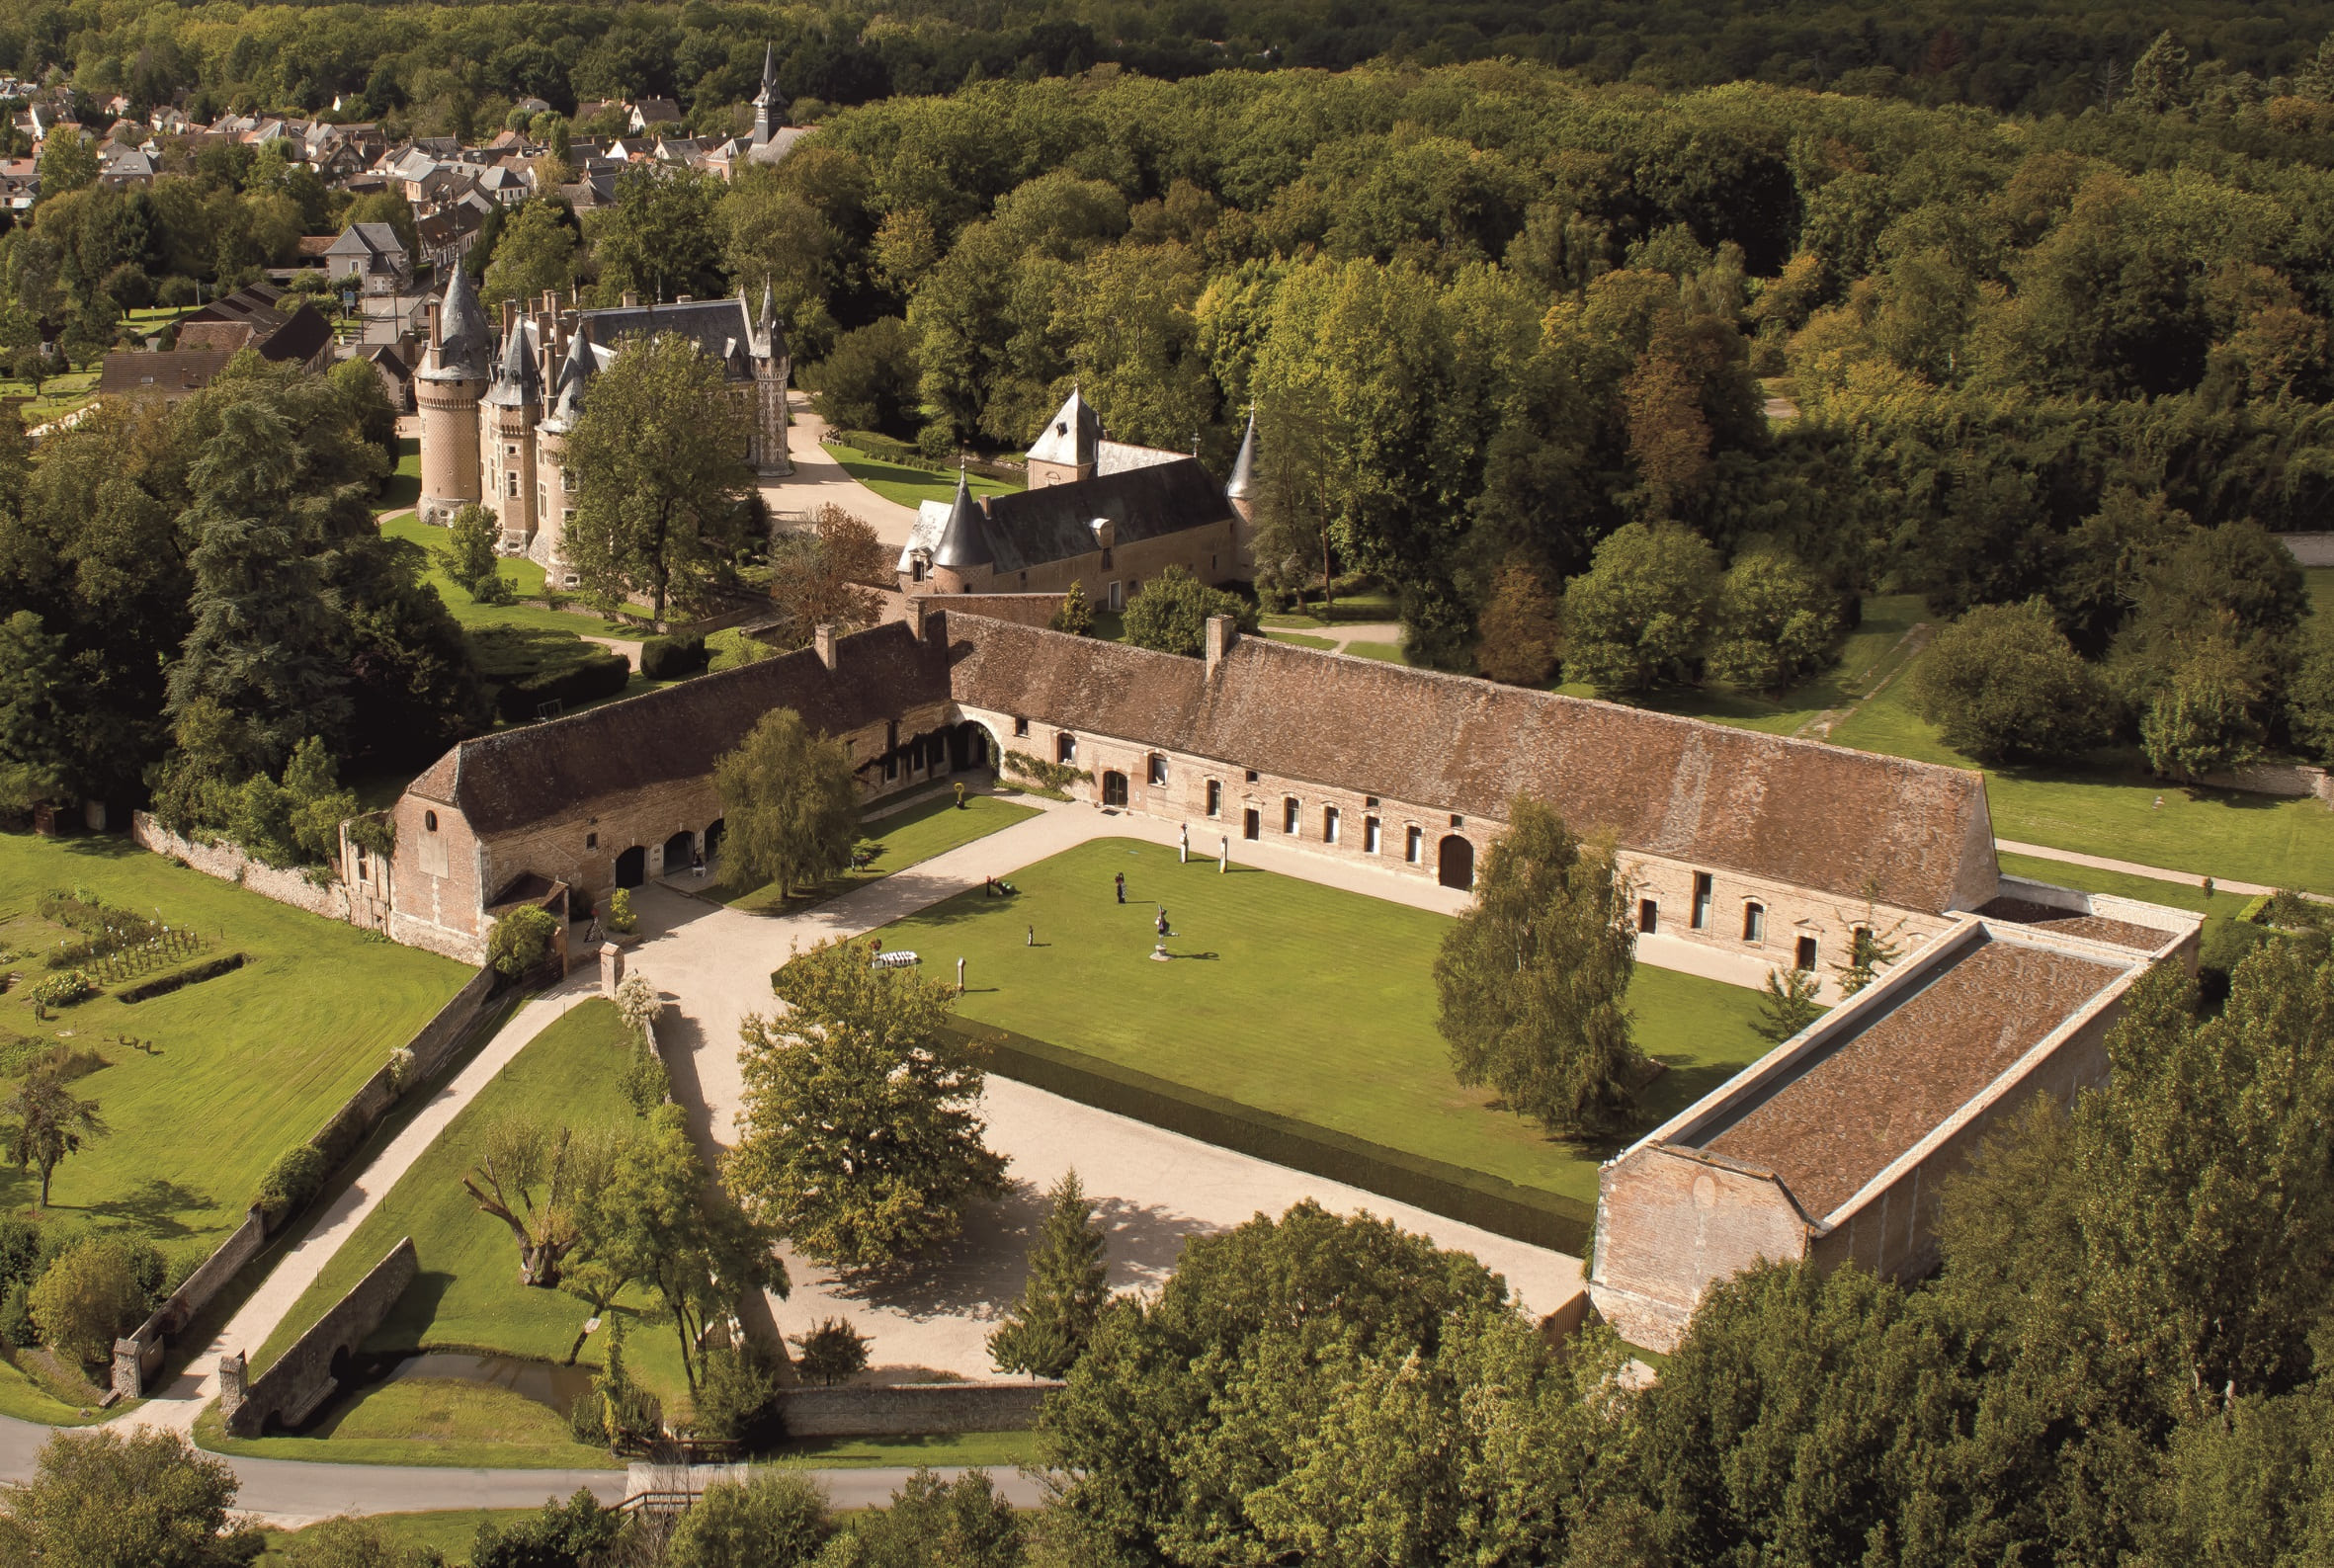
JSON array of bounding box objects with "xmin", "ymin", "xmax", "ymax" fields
[
  {"xmin": 1405, "ymin": 825, "xmax": 1423, "ymax": 864},
  {"xmin": 1639, "ymin": 898, "xmax": 1658, "ymax": 935},
  {"xmin": 1245, "ymin": 769, "xmax": 1259, "ymax": 784},
  {"xmin": 1147, "ymin": 754, "xmax": 1167, "ymax": 786},
  {"xmin": 1013, "ymin": 716, "xmax": 1030, "ymax": 737},
  {"xmin": 1795, "ymin": 935, "xmax": 1818, "ymax": 972},
  {"xmin": 1743, "ymin": 903, "xmax": 1766, "ymax": 944},
  {"xmin": 1283, "ymin": 797, "xmax": 1299, "ymax": 835},
  {"xmin": 1365, "ymin": 816, "xmax": 1381, "ymax": 854},
  {"xmin": 1207, "ymin": 780, "xmax": 1222, "ymax": 817},
  {"xmin": 1108, "ymin": 580, "xmax": 1124, "ymax": 611},
  {"xmin": 1692, "ymin": 872, "xmax": 1714, "ymax": 931},
  {"xmin": 1323, "ymin": 805, "xmax": 1340, "ymax": 844}
]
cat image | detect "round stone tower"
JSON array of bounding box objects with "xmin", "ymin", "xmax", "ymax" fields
[{"xmin": 416, "ymin": 264, "xmax": 492, "ymax": 527}]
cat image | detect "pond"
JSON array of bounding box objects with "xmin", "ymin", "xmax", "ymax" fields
[{"xmin": 367, "ymin": 1351, "xmax": 597, "ymax": 1417}]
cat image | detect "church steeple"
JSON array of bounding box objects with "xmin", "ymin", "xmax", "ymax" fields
[
  {"xmin": 751, "ymin": 43, "xmax": 786, "ymax": 147},
  {"xmin": 1225, "ymin": 407, "xmax": 1258, "ymax": 501}
]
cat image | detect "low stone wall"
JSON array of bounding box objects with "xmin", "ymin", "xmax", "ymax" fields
[
  {"xmin": 775, "ymin": 1380, "xmax": 1058, "ymax": 1438},
  {"xmin": 131, "ymin": 812, "xmax": 351, "ymax": 921},
  {"xmin": 2196, "ymin": 762, "xmax": 2334, "ymax": 804},
  {"xmin": 220, "ymin": 1237, "xmax": 416, "ymax": 1437},
  {"xmin": 874, "ymin": 586, "xmax": 1066, "ymax": 630},
  {"xmin": 109, "ymin": 963, "xmax": 501, "ymax": 1399},
  {"xmin": 112, "ymin": 1206, "xmax": 267, "ymax": 1395}
]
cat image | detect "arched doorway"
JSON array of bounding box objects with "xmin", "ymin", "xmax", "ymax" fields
[
  {"xmin": 1102, "ymin": 771, "xmax": 1128, "ymax": 807},
  {"xmin": 1438, "ymin": 834, "xmax": 1475, "ymax": 890},
  {"xmin": 951, "ymin": 720, "xmax": 995, "ymax": 772},
  {"xmin": 662, "ymin": 830, "xmax": 695, "ymax": 875},
  {"xmin": 615, "ymin": 846, "xmax": 646, "ymax": 888},
  {"xmin": 705, "ymin": 819, "xmax": 725, "ymax": 864}
]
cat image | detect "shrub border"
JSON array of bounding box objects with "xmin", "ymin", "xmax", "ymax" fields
[{"xmin": 946, "ymin": 1020, "xmax": 1593, "ymax": 1254}]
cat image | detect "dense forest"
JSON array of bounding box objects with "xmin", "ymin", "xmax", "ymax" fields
[{"xmin": 11, "ymin": 0, "xmax": 2334, "ymax": 123}]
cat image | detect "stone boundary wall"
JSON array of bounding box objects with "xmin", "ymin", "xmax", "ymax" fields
[
  {"xmin": 2277, "ymin": 533, "xmax": 2334, "ymax": 567},
  {"xmin": 220, "ymin": 1237, "xmax": 417, "ymax": 1436},
  {"xmin": 875, "ymin": 586, "xmax": 1066, "ymax": 630},
  {"xmin": 110, "ymin": 963, "xmax": 500, "ymax": 1399},
  {"xmin": 2195, "ymin": 762, "xmax": 2334, "ymax": 804},
  {"xmin": 131, "ymin": 812, "xmax": 350, "ymax": 921},
  {"xmin": 776, "ymin": 1380, "xmax": 1058, "ymax": 1438}
]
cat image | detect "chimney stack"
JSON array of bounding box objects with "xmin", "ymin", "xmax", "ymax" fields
[
  {"xmin": 1204, "ymin": 615, "xmax": 1236, "ymax": 672},
  {"xmin": 814, "ymin": 623, "xmax": 838, "ymax": 671},
  {"xmin": 622, "ymin": 290, "xmax": 639, "ymax": 308},
  {"xmin": 500, "ymin": 297, "xmax": 517, "ymax": 335},
  {"xmin": 425, "ymin": 298, "xmax": 442, "ymax": 349}
]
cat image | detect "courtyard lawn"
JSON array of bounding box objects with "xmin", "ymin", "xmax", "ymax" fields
[
  {"xmin": 875, "ymin": 839, "xmax": 1771, "ymax": 1208},
  {"xmin": 378, "ymin": 435, "xmax": 421, "ymax": 514},
  {"xmin": 377, "ymin": 515, "xmax": 648, "ymax": 640},
  {"xmin": 822, "ymin": 441, "xmax": 1021, "ymax": 510},
  {"xmin": 0, "ymin": 833, "xmax": 466, "ymax": 1259},
  {"xmin": 1830, "ymin": 655, "xmax": 2334, "ymax": 894},
  {"xmin": 1344, "ymin": 640, "xmax": 1413, "ymax": 665},
  {"xmin": 1263, "ymin": 629, "xmax": 1337, "ymax": 650},
  {"xmin": 771, "ymin": 1430, "xmax": 1041, "ymax": 1469},
  {"xmin": 249, "ymin": 1000, "xmax": 692, "ymax": 1411},
  {"xmin": 712, "ymin": 790, "xmax": 1040, "ymax": 915},
  {"xmin": 198, "ymin": 1378, "xmax": 617, "ymax": 1470}
]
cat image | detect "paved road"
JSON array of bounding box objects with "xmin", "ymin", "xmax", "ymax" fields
[
  {"xmin": 756, "ymin": 393, "xmax": 922, "ymax": 546},
  {"xmin": 0, "ymin": 1409, "xmax": 1043, "ymax": 1526}
]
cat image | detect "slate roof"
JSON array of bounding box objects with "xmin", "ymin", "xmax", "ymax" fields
[
  {"xmin": 412, "ymin": 621, "xmax": 951, "ymax": 835},
  {"xmin": 98, "ymin": 349, "xmax": 236, "ymax": 397},
  {"xmin": 483, "ymin": 317, "xmax": 541, "ymax": 407},
  {"xmin": 1226, "ymin": 411, "xmax": 1257, "ymax": 499},
  {"xmin": 934, "ymin": 616, "xmax": 1995, "ymax": 913},
  {"xmin": 574, "ymin": 295, "xmax": 769, "ymax": 380},
  {"xmin": 1027, "ymin": 387, "xmax": 1100, "ymax": 467},
  {"xmin": 969, "ymin": 458, "xmax": 1236, "ymax": 574},
  {"xmin": 178, "ymin": 284, "xmax": 330, "ymax": 366},
  {"xmin": 428, "ymin": 264, "xmax": 493, "ymax": 379}
]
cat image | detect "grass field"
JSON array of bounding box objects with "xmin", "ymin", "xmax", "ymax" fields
[
  {"xmin": 261, "ymin": 1508, "xmax": 543, "ymax": 1565},
  {"xmin": 379, "ymin": 435, "xmax": 421, "ymax": 514},
  {"xmin": 710, "ymin": 790, "xmax": 1040, "ymax": 915},
  {"xmin": 1263, "ymin": 629, "xmax": 1337, "ymax": 650},
  {"xmin": 823, "ymin": 442, "xmax": 1021, "ymax": 509},
  {"xmin": 250, "ymin": 1000, "xmax": 693, "ymax": 1411},
  {"xmin": 1829, "ymin": 658, "xmax": 2334, "ymax": 893},
  {"xmin": 199, "ymin": 1376, "xmax": 616, "ymax": 1470},
  {"xmin": 1346, "ymin": 639, "xmax": 1411, "ymax": 664},
  {"xmin": 0, "ymin": 834, "xmax": 466, "ymax": 1255},
  {"xmin": 377, "ymin": 515, "xmax": 649, "ymax": 641},
  {"xmin": 875, "ymin": 838, "xmax": 1770, "ymax": 1205},
  {"xmin": 771, "ymin": 1429, "xmax": 1041, "ymax": 1469}
]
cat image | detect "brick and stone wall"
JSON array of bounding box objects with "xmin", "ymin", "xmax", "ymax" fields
[
  {"xmin": 776, "ymin": 1380, "xmax": 1058, "ymax": 1438},
  {"xmin": 113, "ymin": 1205, "xmax": 268, "ymax": 1398},
  {"xmin": 221, "ymin": 1238, "xmax": 417, "ymax": 1436},
  {"xmin": 1589, "ymin": 1148, "xmax": 1813, "ymax": 1352},
  {"xmin": 131, "ymin": 813, "xmax": 351, "ymax": 922}
]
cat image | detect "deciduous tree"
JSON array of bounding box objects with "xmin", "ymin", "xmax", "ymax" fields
[
  {"xmin": 766, "ymin": 506, "xmax": 887, "ymax": 646},
  {"xmin": 1559, "ymin": 522, "xmax": 1721, "ymax": 694},
  {"xmin": 1910, "ymin": 600, "xmax": 2115, "ymax": 764},
  {"xmin": 1120, "ymin": 565, "xmax": 1254, "ymax": 657},
  {"xmin": 712, "ymin": 707, "xmax": 859, "ymax": 900},
  {"xmin": 2, "ymin": 1071, "xmax": 107, "ymax": 1208},
  {"xmin": 0, "ymin": 1429, "xmax": 260, "ymax": 1567},
  {"xmin": 1473, "ymin": 559, "xmax": 1562, "ymax": 686},
  {"xmin": 730, "ymin": 938, "xmax": 1009, "ymax": 1269},
  {"xmin": 461, "ymin": 1115, "xmax": 621, "ymax": 1287},
  {"xmin": 28, "ymin": 1238, "xmax": 145, "ymax": 1368},
  {"xmin": 564, "ymin": 331, "xmax": 752, "ymax": 622},
  {"xmin": 1708, "ymin": 550, "xmax": 1839, "ymax": 692},
  {"xmin": 1433, "ymin": 796, "xmax": 1640, "ymax": 1135}
]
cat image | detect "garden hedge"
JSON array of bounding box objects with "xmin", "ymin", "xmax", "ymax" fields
[
  {"xmin": 493, "ymin": 649, "xmax": 630, "ymax": 720},
  {"xmin": 946, "ymin": 1020, "xmax": 1594, "ymax": 1254},
  {"xmin": 638, "ymin": 634, "xmax": 709, "ymax": 680}
]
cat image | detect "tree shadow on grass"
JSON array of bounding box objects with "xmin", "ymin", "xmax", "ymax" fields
[
  {"xmin": 822, "ymin": 1182, "xmax": 1211, "ymax": 1322},
  {"xmin": 83, "ymin": 1177, "xmax": 216, "ymax": 1240}
]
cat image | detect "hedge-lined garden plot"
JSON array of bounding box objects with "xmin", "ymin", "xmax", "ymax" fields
[{"xmin": 875, "ymin": 838, "xmax": 1770, "ymax": 1218}]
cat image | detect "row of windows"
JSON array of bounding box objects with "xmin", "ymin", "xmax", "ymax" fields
[{"xmin": 1638, "ymin": 873, "xmax": 1825, "ymax": 971}]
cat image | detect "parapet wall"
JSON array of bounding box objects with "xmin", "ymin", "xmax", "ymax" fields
[
  {"xmin": 220, "ymin": 1237, "xmax": 416, "ymax": 1437},
  {"xmin": 776, "ymin": 1380, "xmax": 1058, "ymax": 1438}
]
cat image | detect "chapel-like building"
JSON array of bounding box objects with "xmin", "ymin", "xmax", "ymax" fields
[{"xmin": 414, "ymin": 263, "xmax": 792, "ymax": 574}]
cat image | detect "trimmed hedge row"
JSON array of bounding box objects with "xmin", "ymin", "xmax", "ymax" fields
[
  {"xmin": 947, "ymin": 1020, "xmax": 1594, "ymax": 1254},
  {"xmin": 493, "ymin": 649, "xmax": 630, "ymax": 720},
  {"xmin": 118, "ymin": 951, "xmax": 246, "ymax": 1004},
  {"xmin": 639, "ymin": 633, "xmax": 709, "ymax": 680}
]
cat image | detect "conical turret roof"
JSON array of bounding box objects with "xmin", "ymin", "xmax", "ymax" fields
[
  {"xmin": 548, "ymin": 320, "xmax": 594, "ymax": 425},
  {"xmin": 433, "ymin": 263, "xmax": 493, "ymax": 378},
  {"xmin": 484, "ymin": 316, "xmax": 542, "ymax": 406},
  {"xmin": 1226, "ymin": 407, "xmax": 1258, "ymax": 499},
  {"xmin": 931, "ymin": 470, "xmax": 992, "ymax": 569},
  {"xmin": 1027, "ymin": 385, "xmax": 1100, "ymax": 469}
]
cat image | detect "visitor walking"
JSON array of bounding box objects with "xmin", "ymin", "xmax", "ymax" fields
[
  {"xmin": 1156, "ymin": 905, "xmax": 1171, "ymax": 939},
  {"xmin": 1116, "ymin": 872, "xmax": 1126, "ymax": 904}
]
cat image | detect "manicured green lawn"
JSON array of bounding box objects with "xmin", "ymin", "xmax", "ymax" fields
[
  {"xmin": 1830, "ymin": 657, "xmax": 2334, "ymax": 893},
  {"xmin": 6, "ymin": 370, "xmax": 98, "ymax": 427},
  {"xmin": 1263, "ymin": 629, "xmax": 1337, "ymax": 650},
  {"xmin": 379, "ymin": 435, "xmax": 421, "ymax": 514},
  {"xmin": 377, "ymin": 514, "xmax": 648, "ymax": 641},
  {"xmin": 822, "ymin": 441, "xmax": 1021, "ymax": 510},
  {"xmin": 1259, "ymin": 585, "xmax": 1400, "ymax": 626},
  {"xmin": 711, "ymin": 790, "xmax": 1040, "ymax": 915},
  {"xmin": 199, "ymin": 1378, "xmax": 618, "ymax": 1470},
  {"xmin": 262, "ymin": 1508, "xmax": 544, "ymax": 1565},
  {"xmin": 250, "ymin": 1000, "xmax": 693, "ymax": 1408},
  {"xmin": 875, "ymin": 839, "xmax": 1769, "ymax": 1205},
  {"xmin": 0, "ymin": 1358, "xmax": 109, "ymax": 1425},
  {"xmin": 1345, "ymin": 640, "xmax": 1411, "ymax": 665},
  {"xmin": 771, "ymin": 1429, "xmax": 1040, "ymax": 1469},
  {"xmin": 0, "ymin": 834, "xmax": 466, "ymax": 1261}
]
